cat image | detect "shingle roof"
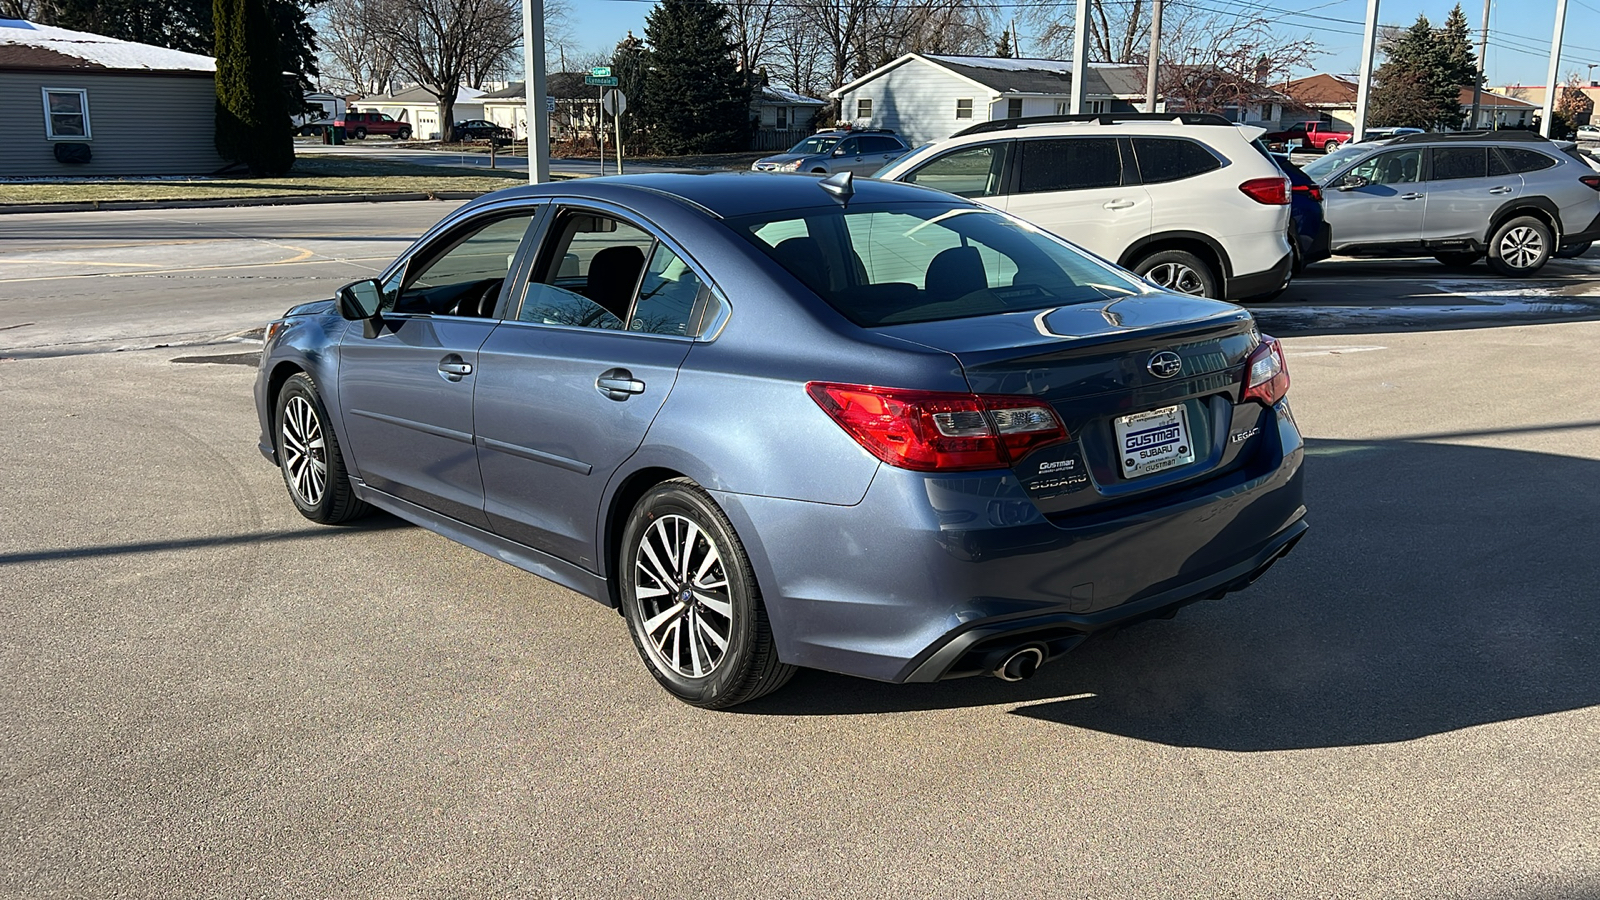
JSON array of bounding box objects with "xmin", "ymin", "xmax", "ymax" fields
[
  {"xmin": 0, "ymin": 18, "xmax": 213, "ymax": 72},
  {"xmin": 1282, "ymin": 74, "xmax": 1357, "ymax": 107},
  {"xmin": 924, "ymin": 56, "xmax": 1147, "ymax": 98},
  {"xmin": 478, "ymin": 74, "xmax": 593, "ymax": 101}
]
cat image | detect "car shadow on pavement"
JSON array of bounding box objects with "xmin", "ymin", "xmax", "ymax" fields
[
  {"xmin": 0, "ymin": 512, "xmax": 410, "ymax": 567},
  {"xmin": 739, "ymin": 435, "xmax": 1600, "ymax": 751}
]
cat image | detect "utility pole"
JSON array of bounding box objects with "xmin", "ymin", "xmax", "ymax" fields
[
  {"xmin": 523, "ymin": 0, "xmax": 550, "ymax": 183},
  {"xmin": 1469, "ymin": 0, "xmax": 1490, "ymax": 129},
  {"xmin": 1069, "ymin": 0, "xmax": 1089, "ymax": 113},
  {"xmin": 1352, "ymin": 0, "xmax": 1381, "ymax": 142},
  {"xmin": 1540, "ymin": 0, "xmax": 1569, "ymax": 137},
  {"xmin": 1145, "ymin": 0, "xmax": 1164, "ymax": 113}
]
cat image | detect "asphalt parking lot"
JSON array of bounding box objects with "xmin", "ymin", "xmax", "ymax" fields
[{"xmin": 2, "ymin": 203, "xmax": 1597, "ymax": 898}]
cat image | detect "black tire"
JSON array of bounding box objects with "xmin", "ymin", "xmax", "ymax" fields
[
  {"xmin": 1555, "ymin": 240, "xmax": 1591, "ymax": 259},
  {"xmin": 1288, "ymin": 225, "xmax": 1304, "ymax": 275},
  {"xmin": 619, "ymin": 479, "xmax": 795, "ymax": 709},
  {"xmin": 395, "ymin": 127, "xmax": 411, "ymax": 140},
  {"xmin": 1434, "ymin": 251, "xmax": 1484, "ymax": 269},
  {"xmin": 1133, "ymin": 249, "xmax": 1220, "ymax": 298},
  {"xmin": 1486, "ymin": 215, "xmax": 1553, "ymax": 277},
  {"xmin": 274, "ymin": 373, "xmax": 370, "ymax": 525},
  {"xmin": 353, "ymin": 127, "xmax": 367, "ymax": 140}
]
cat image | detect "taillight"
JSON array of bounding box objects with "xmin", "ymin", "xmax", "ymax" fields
[
  {"xmin": 1580, "ymin": 175, "xmax": 1600, "ymax": 190},
  {"xmin": 1292, "ymin": 183, "xmax": 1324, "ymax": 202},
  {"xmin": 1241, "ymin": 336, "xmax": 1290, "ymax": 406},
  {"xmin": 1240, "ymin": 176, "xmax": 1290, "ymax": 205},
  {"xmin": 806, "ymin": 382, "xmax": 1067, "ymax": 472}
]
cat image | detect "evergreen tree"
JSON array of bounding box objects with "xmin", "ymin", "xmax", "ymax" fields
[
  {"xmin": 1369, "ymin": 14, "xmax": 1463, "ymax": 130},
  {"xmin": 214, "ymin": 0, "xmax": 293, "ymax": 175},
  {"xmin": 994, "ymin": 29, "xmax": 1014, "ymax": 59},
  {"xmin": 1439, "ymin": 3, "xmax": 1479, "ymax": 89},
  {"xmin": 638, "ymin": 0, "xmax": 751, "ymax": 154}
]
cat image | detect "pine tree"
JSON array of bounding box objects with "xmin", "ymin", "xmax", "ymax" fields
[
  {"xmin": 1369, "ymin": 14, "xmax": 1464, "ymax": 130},
  {"xmin": 994, "ymin": 29, "xmax": 1014, "ymax": 59},
  {"xmin": 638, "ymin": 0, "xmax": 751, "ymax": 154},
  {"xmin": 1439, "ymin": 3, "xmax": 1480, "ymax": 88},
  {"xmin": 614, "ymin": 31, "xmax": 649, "ymax": 151},
  {"xmin": 213, "ymin": 0, "xmax": 293, "ymax": 175}
]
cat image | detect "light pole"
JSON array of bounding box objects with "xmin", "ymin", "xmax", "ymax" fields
[{"xmin": 523, "ymin": 0, "xmax": 550, "ymax": 183}]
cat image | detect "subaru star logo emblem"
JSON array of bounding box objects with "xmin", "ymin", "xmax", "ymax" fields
[{"xmin": 1147, "ymin": 350, "xmax": 1183, "ymax": 379}]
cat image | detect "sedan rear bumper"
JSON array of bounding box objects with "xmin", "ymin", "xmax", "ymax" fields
[{"xmin": 713, "ymin": 402, "xmax": 1307, "ymax": 683}]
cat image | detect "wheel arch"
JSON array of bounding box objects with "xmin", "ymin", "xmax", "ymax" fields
[
  {"xmin": 600, "ymin": 465, "xmax": 693, "ymax": 611},
  {"xmin": 1119, "ymin": 231, "xmax": 1234, "ymax": 280},
  {"xmin": 266, "ymin": 360, "xmax": 307, "ymax": 417},
  {"xmin": 1489, "ymin": 197, "xmax": 1562, "ymax": 243}
]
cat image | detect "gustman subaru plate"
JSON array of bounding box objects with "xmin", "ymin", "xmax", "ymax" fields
[{"xmin": 1114, "ymin": 404, "xmax": 1195, "ymax": 479}]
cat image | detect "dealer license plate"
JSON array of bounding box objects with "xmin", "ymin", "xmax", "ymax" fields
[{"xmin": 1114, "ymin": 404, "xmax": 1196, "ymax": 479}]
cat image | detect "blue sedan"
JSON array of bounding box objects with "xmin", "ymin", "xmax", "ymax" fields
[{"xmin": 254, "ymin": 172, "xmax": 1307, "ymax": 708}]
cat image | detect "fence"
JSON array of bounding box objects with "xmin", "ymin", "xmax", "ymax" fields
[{"xmin": 751, "ymin": 128, "xmax": 811, "ymax": 152}]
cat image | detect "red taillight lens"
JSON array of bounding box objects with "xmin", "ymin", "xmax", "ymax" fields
[
  {"xmin": 806, "ymin": 382, "xmax": 1067, "ymax": 472},
  {"xmin": 1292, "ymin": 183, "xmax": 1324, "ymax": 202},
  {"xmin": 1241, "ymin": 336, "xmax": 1290, "ymax": 407},
  {"xmin": 1580, "ymin": 175, "xmax": 1600, "ymax": 190},
  {"xmin": 1240, "ymin": 176, "xmax": 1290, "ymax": 205}
]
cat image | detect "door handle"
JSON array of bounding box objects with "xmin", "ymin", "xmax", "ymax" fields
[
  {"xmin": 1488, "ymin": 186, "xmax": 1513, "ymax": 194},
  {"xmin": 438, "ymin": 355, "xmax": 473, "ymax": 382},
  {"xmin": 596, "ymin": 367, "xmax": 645, "ymax": 401},
  {"xmin": 1103, "ymin": 199, "xmax": 1137, "ymax": 210},
  {"xmin": 1400, "ymin": 193, "xmax": 1423, "ymax": 200}
]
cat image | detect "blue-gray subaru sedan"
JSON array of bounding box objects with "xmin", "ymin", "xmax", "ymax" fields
[{"xmin": 254, "ymin": 172, "xmax": 1307, "ymax": 708}]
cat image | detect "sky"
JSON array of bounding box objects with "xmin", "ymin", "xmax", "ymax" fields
[{"xmin": 567, "ymin": 0, "xmax": 1600, "ymax": 89}]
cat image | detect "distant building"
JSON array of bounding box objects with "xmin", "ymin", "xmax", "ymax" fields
[
  {"xmin": 1279, "ymin": 74, "xmax": 1358, "ymax": 130},
  {"xmin": 752, "ymin": 83, "xmax": 826, "ymax": 151},
  {"xmin": 829, "ymin": 54, "xmax": 1152, "ymax": 146},
  {"xmin": 356, "ymin": 84, "xmax": 486, "ymax": 140},
  {"xmin": 0, "ymin": 18, "xmax": 225, "ymax": 176},
  {"xmin": 1461, "ymin": 87, "xmax": 1537, "ymax": 129}
]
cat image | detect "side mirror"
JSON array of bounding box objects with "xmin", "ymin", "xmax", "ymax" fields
[
  {"xmin": 1336, "ymin": 173, "xmax": 1369, "ymax": 191},
  {"xmin": 336, "ymin": 278, "xmax": 384, "ymax": 321},
  {"xmin": 833, "ymin": 147, "xmax": 850, "ymax": 157}
]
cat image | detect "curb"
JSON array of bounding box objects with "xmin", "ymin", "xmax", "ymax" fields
[{"xmin": 0, "ymin": 190, "xmax": 494, "ymax": 215}]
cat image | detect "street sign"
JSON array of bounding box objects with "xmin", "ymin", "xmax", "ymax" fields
[
  {"xmin": 545, "ymin": 95, "xmax": 556, "ymax": 113},
  {"xmin": 590, "ymin": 66, "xmax": 612, "ymax": 77},
  {"xmin": 584, "ymin": 75, "xmax": 619, "ymax": 86},
  {"xmin": 602, "ymin": 89, "xmax": 627, "ymax": 117}
]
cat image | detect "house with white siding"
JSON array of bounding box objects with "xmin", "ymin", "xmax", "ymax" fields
[
  {"xmin": 357, "ymin": 84, "xmax": 486, "ymax": 141},
  {"xmin": 0, "ymin": 18, "xmax": 226, "ymax": 176},
  {"xmin": 829, "ymin": 54, "xmax": 1151, "ymax": 146}
]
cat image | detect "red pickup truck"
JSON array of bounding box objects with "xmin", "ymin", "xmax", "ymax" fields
[
  {"xmin": 306, "ymin": 111, "xmax": 413, "ymax": 140},
  {"xmin": 1263, "ymin": 121, "xmax": 1352, "ymax": 153}
]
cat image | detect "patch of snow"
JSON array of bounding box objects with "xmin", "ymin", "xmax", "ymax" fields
[
  {"xmin": 763, "ymin": 84, "xmax": 825, "ymax": 105},
  {"xmin": 0, "ymin": 18, "xmax": 213, "ymax": 71}
]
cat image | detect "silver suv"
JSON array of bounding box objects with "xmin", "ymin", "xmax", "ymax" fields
[
  {"xmin": 752, "ymin": 129, "xmax": 910, "ymax": 176},
  {"xmin": 1303, "ymin": 131, "xmax": 1600, "ymax": 276}
]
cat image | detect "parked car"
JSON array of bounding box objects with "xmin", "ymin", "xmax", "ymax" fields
[
  {"xmin": 1262, "ymin": 120, "xmax": 1354, "ymax": 153},
  {"xmin": 1354, "ymin": 127, "xmax": 1424, "ymax": 143},
  {"xmin": 1301, "ymin": 130, "xmax": 1600, "ymax": 276},
  {"xmin": 1265, "ymin": 149, "xmax": 1331, "ymax": 273},
  {"xmin": 306, "ymin": 110, "xmax": 412, "ymax": 140},
  {"xmin": 1577, "ymin": 124, "xmax": 1600, "ymax": 135},
  {"xmin": 454, "ymin": 119, "xmax": 514, "ymax": 145},
  {"xmin": 874, "ymin": 113, "xmax": 1294, "ymax": 300},
  {"xmin": 253, "ymin": 172, "xmax": 1308, "ymax": 708},
  {"xmin": 751, "ymin": 129, "xmax": 910, "ymax": 175}
]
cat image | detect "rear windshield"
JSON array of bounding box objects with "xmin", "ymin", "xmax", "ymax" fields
[{"xmin": 730, "ymin": 203, "xmax": 1147, "ymax": 327}]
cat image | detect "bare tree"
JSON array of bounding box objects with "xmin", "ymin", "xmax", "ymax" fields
[
  {"xmin": 316, "ymin": 0, "xmax": 398, "ymax": 94},
  {"xmin": 1028, "ymin": 0, "xmax": 1147, "ymax": 63},
  {"xmin": 1155, "ymin": 12, "xmax": 1320, "ymax": 115},
  {"xmin": 719, "ymin": 0, "xmax": 781, "ymax": 75},
  {"xmin": 379, "ymin": 0, "xmax": 519, "ymax": 140},
  {"xmin": 0, "ymin": 0, "xmax": 43, "ymax": 19}
]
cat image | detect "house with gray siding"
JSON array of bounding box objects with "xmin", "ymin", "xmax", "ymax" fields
[
  {"xmin": 1, "ymin": 18, "xmax": 225, "ymax": 177},
  {"xmin": 829, "ymin": 54, "xmax": 1151, "ymax": 146}
]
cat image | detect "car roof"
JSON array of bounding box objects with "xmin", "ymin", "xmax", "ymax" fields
[{"xmin": 473, "ymin": 171, "xmax": 962, "ymax": 220}]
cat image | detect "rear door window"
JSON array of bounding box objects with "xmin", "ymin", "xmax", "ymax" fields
[
  {"xmin": 902, "ymin": 143, "xmax": 1010, "ymax": 198},
  {"xmin": 1130, "ymin": 138, "xmax": 1223, "ymax": 184},
  {"xmin": 1429, "ymin": 147, "xmax": 1487, "ymax": 180},
  {"xmin": 1016, "ymin": 138, "xmax": 1122, "ymax": 193}
]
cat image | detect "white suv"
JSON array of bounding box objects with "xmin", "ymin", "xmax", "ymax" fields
[{"xmin": 874, "ymin": 114, "xmax": 1293, "ymax": 299}]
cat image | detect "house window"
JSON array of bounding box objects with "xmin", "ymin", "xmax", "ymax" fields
[
  {"xmin": 1007, "ymin": 98, "xmax": 1023, "ymax": 118},
  {"xmin": 1055, "ymin": 102, "xmax": 1069, "ymax": 115},
  {"xmin": 857, "ymin": 98, "xmax": 872, "ymax": 119},
  {"xmin": 1085, "ymin": 100, "xmax": 1108, "ymax": 114},
  {"xmin": 956, "ymin": 98, "xmax": 973, "ymax": 119},
  {"xmin": 41, "ymin": 88, "xmax": 90, "ymax": 140},
  {"xmin": 777, "ymin": 106, "xmax": 788, "ymax": 129}
]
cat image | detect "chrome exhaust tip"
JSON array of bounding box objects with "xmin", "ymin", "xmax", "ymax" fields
[{"xmin": 991, "ymin": 644, "xmax": 1047, "ymax": 682}]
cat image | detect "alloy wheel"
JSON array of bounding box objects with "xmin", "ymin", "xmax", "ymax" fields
[
  {"xmin": 633, "ymin": 514, "xmax": 734, "ymax": 678},
  {"xmin": 280, "ymin": 395, "xmax": 328, "ymax": 507},
  {"xmin": 1145, "ymin": 262, "xmax": 1207, "ymax": 295},
  {"xmin": 1499, "ymin": 226, "xmax": 1545, "ymax": 270}
]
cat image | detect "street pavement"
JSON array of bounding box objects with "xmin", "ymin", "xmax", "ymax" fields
[{"xmin": 1, "ymin": 205, "xmax": 1598, "ymax": 898}]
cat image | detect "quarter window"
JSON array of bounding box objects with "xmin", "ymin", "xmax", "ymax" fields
[
  {"xmin": 1017, "ymin": 138, "xmax": 1122, "ymax": 193},
  {"xmin": 391, "ymin": 213, "xmax": 538, "ymax": 317},
  {"xmin": 41, "ymin": 88, "xmax": 90, "ymax": 139},
  {"xmin": 956, "ymin": 99, "xmax": 973, "ymax": 119},
  {"xmin": 1497, "ymin": 147, "xmax": 1558, "ymax": 173},
  {"xmin": 903, "ymin": 143, "xmax": 1009, "ymax": 197},
  {"xmin": 1430, "ymin": 147, "xmax": 1487, "ymax": 180},
  {"xmin": 1130, "ymin": 138, "xmax": 1222, "ymax": 184}
]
